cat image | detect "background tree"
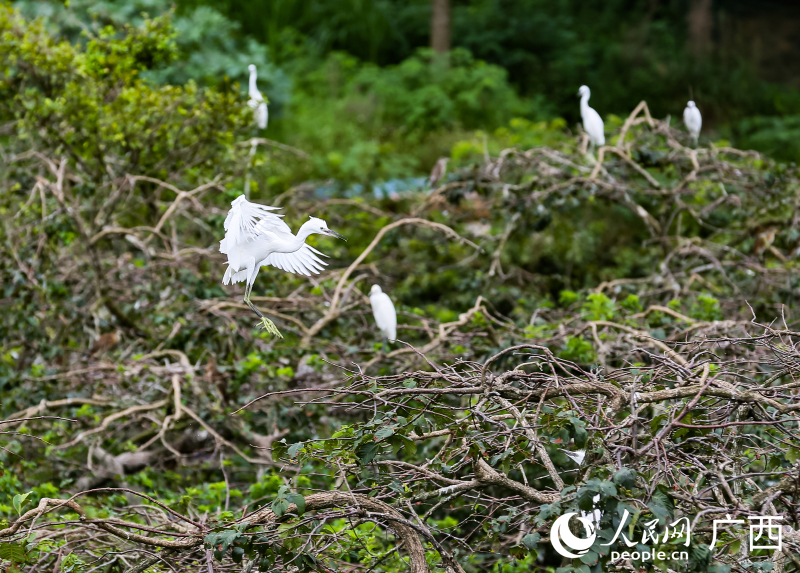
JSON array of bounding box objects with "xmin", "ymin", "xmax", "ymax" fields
[{"xmin": 431, "ymin": 0, "xmax": 450, "ymax": 54}]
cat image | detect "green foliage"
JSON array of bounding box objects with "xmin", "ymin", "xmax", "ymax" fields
[
  {"xmin": 0, "ymin": 541, "xmax": 27, "ymax": 564},
  {"xmin": 182, "ymin": 0, "xmax": 800, "ymax": 160},
  {"xmin": 15, "ymin": 0, "xmax": 292, "ymax": 108},
  {"xmin": 582, "ymin": 292, "xmax": 615, "ymax": 321},
  {"xmin": 11, "ymin": 492, "xmax": 30, "ymax": 516},
  {"xmin": 0, "ymin": 6, "xmax": 248, "ymax": 183},
  {"xmin": 690, "ymin": 294, "xmax": 723, "ymax": 322},
  {"xmin": 559, "ymin": 290, "xmax": 580, "ymax": 306},
  {"xmin": 620, "ymin": 294, "xmax": 642, "ymax": 313},
  {"xmin": 559, "ymin": 336, "xmax": 597, "ymax": 364},
  {"xmin": 270, "ymin": 485, "xmax": 305, "ymax": 517},
  {"xmin": 349, "ymin": 48, "xmax": 530, "ymax": 133},
  {"xmin": 613, "ymin": 468, "xmax": 637, "ymax": 490}
]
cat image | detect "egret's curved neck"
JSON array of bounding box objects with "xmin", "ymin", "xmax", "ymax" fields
[
  {"xmin": 249, "ymin": 70, "xmax": 258, "ymax": 96},
  {"xmin": 289, "ymin": 221, "xmax": 316, "ymax": 250},
  {"xmin": 580, "ymin": 92, "xmax": 590, "ymax": 114}
]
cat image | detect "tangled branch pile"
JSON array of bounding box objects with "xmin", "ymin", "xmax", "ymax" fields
[{"xmin": 1, "ymin": 6, "xmax": 800, "ymax": 573}]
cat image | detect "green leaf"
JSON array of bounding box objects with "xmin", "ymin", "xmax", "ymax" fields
[
  {"xmin": 12, "ymin": 492, "xmax": 31, "ymax": 516},
  {"xmin": 231, "ymin": 546, "xmax": 245, "ymax": 564},
  {"xmin": 522, "ymin": 532, "xmax": 540, "ymax": 550},
  {"xmin": 375, "ymin": 427, "xmax": 394, "ymax": 440},
  {"xmin": 205, "ymin": 529, "xmax": 239, "ymax": 553},
  {"xmin": 271, "ymin": 499, "xmax": 289, "ymax": 517},
  {"xmin": 288, "ymin": 442, "xmax": 304, "ymax": 458},
  {"xmin": 573, "ymin": 427, "xmax": 588, "ymax": 447},
  {"xmin": 0, "ymin": 542, "xmax": 26, "ymax": 563},
  {"xmin": 599, "ymin": 481, "xmax": 617, "ymax": 497},
  {"xmin": 579, "ymin": 550, "xmax": 598, "ymax": 565},
  {"xmin": 613, "ymin": 468, "xmax": 637, "ymax": 489},
  {"xmin": 400, "ymin": 435, "xmax": 417, "ymax": 455},
  {"xmin": 648, "ymin": 486, "xmax": 675, "ymax": 522},
  {"xmin": 286, "ymin": 493, "xmax": 306, "ymax": 515},
  {"xmin": 356, "ymin": 442, "xmax": 380, "ymax": 465}
]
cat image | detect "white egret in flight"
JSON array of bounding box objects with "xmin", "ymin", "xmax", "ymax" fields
[
  {"xmin": 220, "ymin": 195, "xmax": 346, "ymax": 337},
  {"xmin": 248, "ymin": 64, "xmax": 268, "ymax": 130},
  {"xmin": 577, "ymin": 85, "xmax": 604, "ymax": 154},
  {"xmin": 559, "ymin": 448, "xmax": 586, "ymax": 465},
  {"xmin": 683, "ymin": 100, "xmax": 702, "ymax": 147},
  {"xmin": 369, "ymin": 285, "xmax": 397, "ymax": 349}
]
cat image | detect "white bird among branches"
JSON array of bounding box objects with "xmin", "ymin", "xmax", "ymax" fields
[
  {"xmin": 683, "ymin": 100, "xmax": 702, "ymax": 147},
  {"xmin": 248, "ymin": 64, "xmax": 268, "ymax": 130},
  {"xmin": 369, "ymin": 284, "xmax": 397, "ymax": 349},
  {"xmin": 578, "ymin": 85, "xmax": 604, "ymax": 155},
  {"xmin": 220, "ymin": 195, "xmax": 346, "ymax": 337}
]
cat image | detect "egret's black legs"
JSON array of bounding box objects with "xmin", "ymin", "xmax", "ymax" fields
[{"xmin": 243, "ymin": 280, "xmax": 282, "ymax": 338}]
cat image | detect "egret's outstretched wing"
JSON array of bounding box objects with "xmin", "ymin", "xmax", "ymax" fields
[
  {"xmin": 220, "ymin": 195, "xmax": 286, "ymax": 254},
  {"xmin": 263, "ymin": 244, "xmax": 328, "ymax": 276},
  {"xmin": 370, "ymin": 292, "xmax": 397, "ymax": 342}
]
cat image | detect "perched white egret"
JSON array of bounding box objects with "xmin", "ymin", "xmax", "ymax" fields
[
  {"xmin": 577, "ymin": 85, "xmax": 604, "ymax": 154},
  {"xmin": 683, "ymin": 100, "xmax": 702, "ymax": 147},
  {"xmin": 247, "ymin": 64, "xmax": 268, "ymax": 130},
  {"xmin": 220, "ymin": 195, "xmax": 346, "ymax": 337},
  {"xmin": 369, "ymin": 285, "xmax": 397, "ymax": 348}
]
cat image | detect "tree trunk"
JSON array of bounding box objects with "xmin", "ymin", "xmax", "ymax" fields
[
  {"xmin": 431, "ymin": 0, "xmax": 450, "ymax": 54},
  {"xmin": 688, "ymin": 0, "xmax": 713, "ymax": 57}
]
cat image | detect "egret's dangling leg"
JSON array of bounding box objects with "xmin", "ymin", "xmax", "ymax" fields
[
  {"xmin": 243, "ymin": 271, "xmax": 283, "ymax": 338},
  {"xmin": 381, "ymin": 336, "xmax": 388, "ymax": 354}
]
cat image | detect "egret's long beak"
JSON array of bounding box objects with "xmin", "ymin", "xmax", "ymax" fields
[{"xmin": 323, "ymin": 228, "xmax": 347, "ymax": 241}]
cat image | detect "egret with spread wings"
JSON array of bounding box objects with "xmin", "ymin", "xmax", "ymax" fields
[{"xmin": 220, "ymin": 195, "xmax": 346, "ymax": 337}]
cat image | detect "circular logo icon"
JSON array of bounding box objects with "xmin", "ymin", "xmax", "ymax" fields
[{"xmin": 550, "ymin": 513, "xmax": 597, "ymax": 558}]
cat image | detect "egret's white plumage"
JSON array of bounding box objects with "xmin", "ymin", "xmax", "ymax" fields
[
  {"xmin": 369, "ymin": 285, "xmax": 397, "ymax": 343},
  {"xmin": 559, "ymin": 448, "xmax": 586, "ymax": 465},
  {"xmin": 248, "ymin": 64, "xmax": 268, "ymax": 130},
  {"xmin": 683, "ymin": 100, "xmax": 702, "ymax": 146},
  {"xmin": 220, "ymin": 195, "xmax": 345, "ymax": 336},
  {"xmin": 578, "ymin": 85, "xmax": 605, "ymax": 152}
]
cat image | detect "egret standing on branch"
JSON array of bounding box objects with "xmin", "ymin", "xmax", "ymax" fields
[
  {"xmin": 245, "ymin": 64, "xmax": 269, "ymax": 199},
  {"xmin": 220, "ymin": 195, "xmax": 346, "ymax": 337},
  {"xmin": 248, "ymin": 64, "xmax": 268, "ymax": 130},
  {"xmin": 369, "ymin": 285, "xmax": 397, "ymax": 350},
  {"xmin": 683, "ymin": 100, "xmax": 702, "ymax": 147},
  {"xmin": 578, "ymin": 85, "xmax": 604, "ymax": 155}
]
